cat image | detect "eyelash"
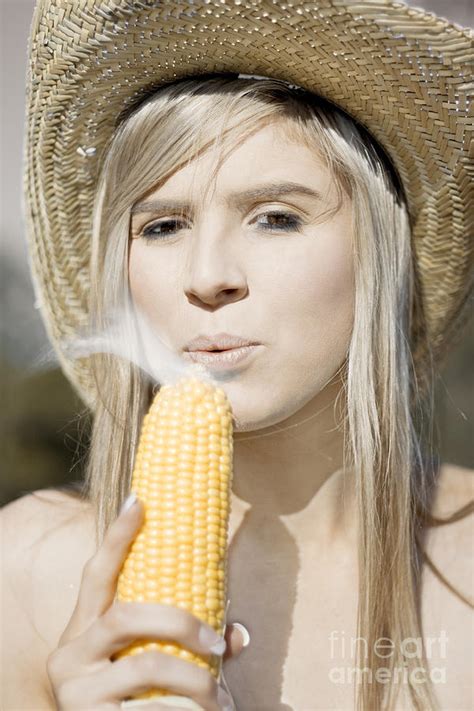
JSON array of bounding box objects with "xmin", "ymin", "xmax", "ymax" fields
[{"xmin": 139, "ymin": 211, "xmax": 303, "ymax": 243}]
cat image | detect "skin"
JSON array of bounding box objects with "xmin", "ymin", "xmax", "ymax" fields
[{"xmin": 129, "ymin": 121, "xmax": 357, "ymax": 551}]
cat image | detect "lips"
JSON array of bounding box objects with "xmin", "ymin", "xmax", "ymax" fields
[
  {"xmin": 185, "ymin": 345, "xmax": 261, "ymax": 371},
  {"xmin": 185, "ymin": 332, "xmax": 260, "ymax": 352}
]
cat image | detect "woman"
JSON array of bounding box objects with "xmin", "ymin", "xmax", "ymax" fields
[{"xmin": 2, "ymin": 1, "xmax": 473, "ymax": 710}]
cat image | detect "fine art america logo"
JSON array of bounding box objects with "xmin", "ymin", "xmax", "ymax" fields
[{"xmin": 328, "ymin": 630, "xmax": 448, "ymax": 685}]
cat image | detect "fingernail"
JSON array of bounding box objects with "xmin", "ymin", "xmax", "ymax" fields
[
  {"xmin": 199, "ymin": 625, "xmax": 226, "ymax": 655},
  {"xmin": 233, "ymin": 622, "xmax": 250, "ymax": 648},
  {"xmin": 120, "ymin": 492, "xmax": 137, "ymax": 515},
  {"xmin": 217, "ymin": 686, "xmax": 235, "ymax": 711}
]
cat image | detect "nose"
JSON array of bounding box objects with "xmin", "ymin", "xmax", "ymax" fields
[{"xmin": 183, "ymin": 225, "xmax": 248, "ymax": 310}]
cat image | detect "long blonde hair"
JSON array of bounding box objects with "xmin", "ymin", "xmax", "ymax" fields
[{"xmin": 68, "ymin": 75, "xmax": 471, "ymax": 710}]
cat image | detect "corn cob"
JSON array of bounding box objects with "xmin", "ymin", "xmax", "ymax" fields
[{"xmin": 113, "ymin": 375, "xmax": 233, "ymax": 704}]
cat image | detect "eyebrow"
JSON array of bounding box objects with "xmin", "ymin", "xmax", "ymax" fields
[{"xmin": 130, "ymin": 181, "xmax": 323, "ymax": 216}]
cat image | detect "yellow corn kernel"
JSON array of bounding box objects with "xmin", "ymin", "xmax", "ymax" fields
[{"xmin": 114, "ymin": 375, "xmax": 233, "ymax": 703}]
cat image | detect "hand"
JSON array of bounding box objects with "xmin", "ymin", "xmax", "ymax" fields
[{"xmin": 46, "ymin": 496, "xmax": 245, "ymax": 710}]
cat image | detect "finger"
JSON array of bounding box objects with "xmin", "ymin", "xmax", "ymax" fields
[
  {"xmin": 223, "ymin": 623, "xmax": 250, "ymax": 661},
  {"xmin": 61, "ymin": 601, "xmax": 227, "ymax": 667},
  {"xmin": 64, "ymin": 651, "xmax": 227, "ymax": 711},
  {"xmin": 60, "ymin": 496, "xmax": 145, "ymax": 644}
]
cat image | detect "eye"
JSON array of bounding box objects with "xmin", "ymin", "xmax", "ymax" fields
[
  {"xmin": 140, "ymin": 218, "xmax": 187, "ymax": 242},
  {"xmin": 138, "ymin": 211, "xmax": 303, "ymax": 243},
  {"xmin": 252, "ymin": 211, "xmax": 303, "ymax": 233}
]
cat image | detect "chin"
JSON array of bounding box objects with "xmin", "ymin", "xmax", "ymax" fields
[{"xmin": 229, "ymin": 394, "xmax": 308, "ymax": 434}]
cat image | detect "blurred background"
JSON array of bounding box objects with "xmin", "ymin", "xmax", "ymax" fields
[{"xmin": 1, "ymin": 0, "xmax": 473, "ymax": 506}]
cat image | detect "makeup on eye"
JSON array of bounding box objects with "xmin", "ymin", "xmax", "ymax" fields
[{"xmin": 137, "ymin": 210, "xmax": 305, "ymax": 243}]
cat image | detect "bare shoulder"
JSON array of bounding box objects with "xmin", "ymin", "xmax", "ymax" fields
[
  {"xmin": 417, "ymin": 464, "xmax": 473, "ymax": 710},
  {"xmin": 1, "ymin": 488, "xmax": 96, "ymax": 709},
  {"xmin": 1, "ymin": 486, "xmax": 97, "ymax": 638},
  {"xmin": 1, "ymin": 486, "xmax": 97, "ymax": 592},
  {"xmin": 432, "ymin": 461, "xmax": 474, "ymax": 516},
  {"xmin": 2, "ymin": 486, "xmax": 92, "ymax": 534},
  {"xmin": 422, "ymin": 461, "xmax": 473, "ymax": 603}
]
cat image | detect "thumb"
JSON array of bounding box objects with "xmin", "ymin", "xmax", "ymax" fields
[{"xmin": 223, "ymin": 622, "xmax": 250, "ymax": 661}]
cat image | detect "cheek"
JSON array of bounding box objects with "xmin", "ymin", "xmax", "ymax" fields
[
  {"xmin": 270, "ymin": 233, "xmax": 355, "ymax": 326},
  {"xmin": 309, "ymin": 246, "xmax": 354, "ymax": 315},
  {"xmin": 128, "ymin": 244, "xmax": 174, "ymax": 312},
  {"xmin": 264, "ymin": 239, "xmax": 355, "ymax": 375},
  {"xmin": 307, "ymin": 244, "xmax": 354, "ymax": 350}
]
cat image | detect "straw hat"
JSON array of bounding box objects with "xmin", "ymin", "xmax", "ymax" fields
[{"xmin": 23, "ymin": 0, "xmax": 473, "ymax": 410}]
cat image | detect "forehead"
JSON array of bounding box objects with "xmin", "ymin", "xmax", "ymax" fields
[{"xmin": 132, "ymin": 122, "xmax": 333, "ymax": 213}]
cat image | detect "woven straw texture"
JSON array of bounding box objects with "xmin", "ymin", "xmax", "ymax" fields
[{"xmin": 23, "ymin": 0, "xmax": 473, "ymax": 410}]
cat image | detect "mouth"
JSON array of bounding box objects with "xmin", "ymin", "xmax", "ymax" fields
[
  {"xmin": 185, "ymin": 332, "xmax": 260, "ymax": 352},
  {"xmin": 193, "ymin": 347, "xmax": 235, "ymax": 353},
  {"xmin": 184, "ymin": 345, "xmax": 261, "ymax": 370}
]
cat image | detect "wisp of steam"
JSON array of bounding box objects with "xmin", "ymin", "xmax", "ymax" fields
[{"xmin": 27, "ymin": 293, "xmax": 232, "ymax": 390}]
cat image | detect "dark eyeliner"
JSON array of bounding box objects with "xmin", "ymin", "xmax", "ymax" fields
[
  {"xmin": 141, "ymin": 218, "xmax": 184, "ymax": 242},
  {"xmin": 140, "ymin": 211, "xmax": 303, "ymax": 242},
  {"xmin": 257, "ymin": 212, "xmax": 303, "ymax": 232}
]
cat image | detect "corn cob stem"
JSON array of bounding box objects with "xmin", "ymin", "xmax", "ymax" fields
[{"xmin": 114, "ymin": 375, "xmax": 233, "ymax": 704}]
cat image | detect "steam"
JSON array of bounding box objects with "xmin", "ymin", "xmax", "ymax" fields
[{"xmin": 28, "ymin": 294, "xmax": 226, "ymax": 389}]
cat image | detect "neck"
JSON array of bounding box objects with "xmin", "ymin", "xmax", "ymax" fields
[{"xmin": 229, "ymin": 376, "xmax": 356, "ymax": 547}]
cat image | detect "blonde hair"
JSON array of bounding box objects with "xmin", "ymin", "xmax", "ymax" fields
[{"xmin": 70, "ymin": 75, "xmax": 471, "ymax": 710}]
